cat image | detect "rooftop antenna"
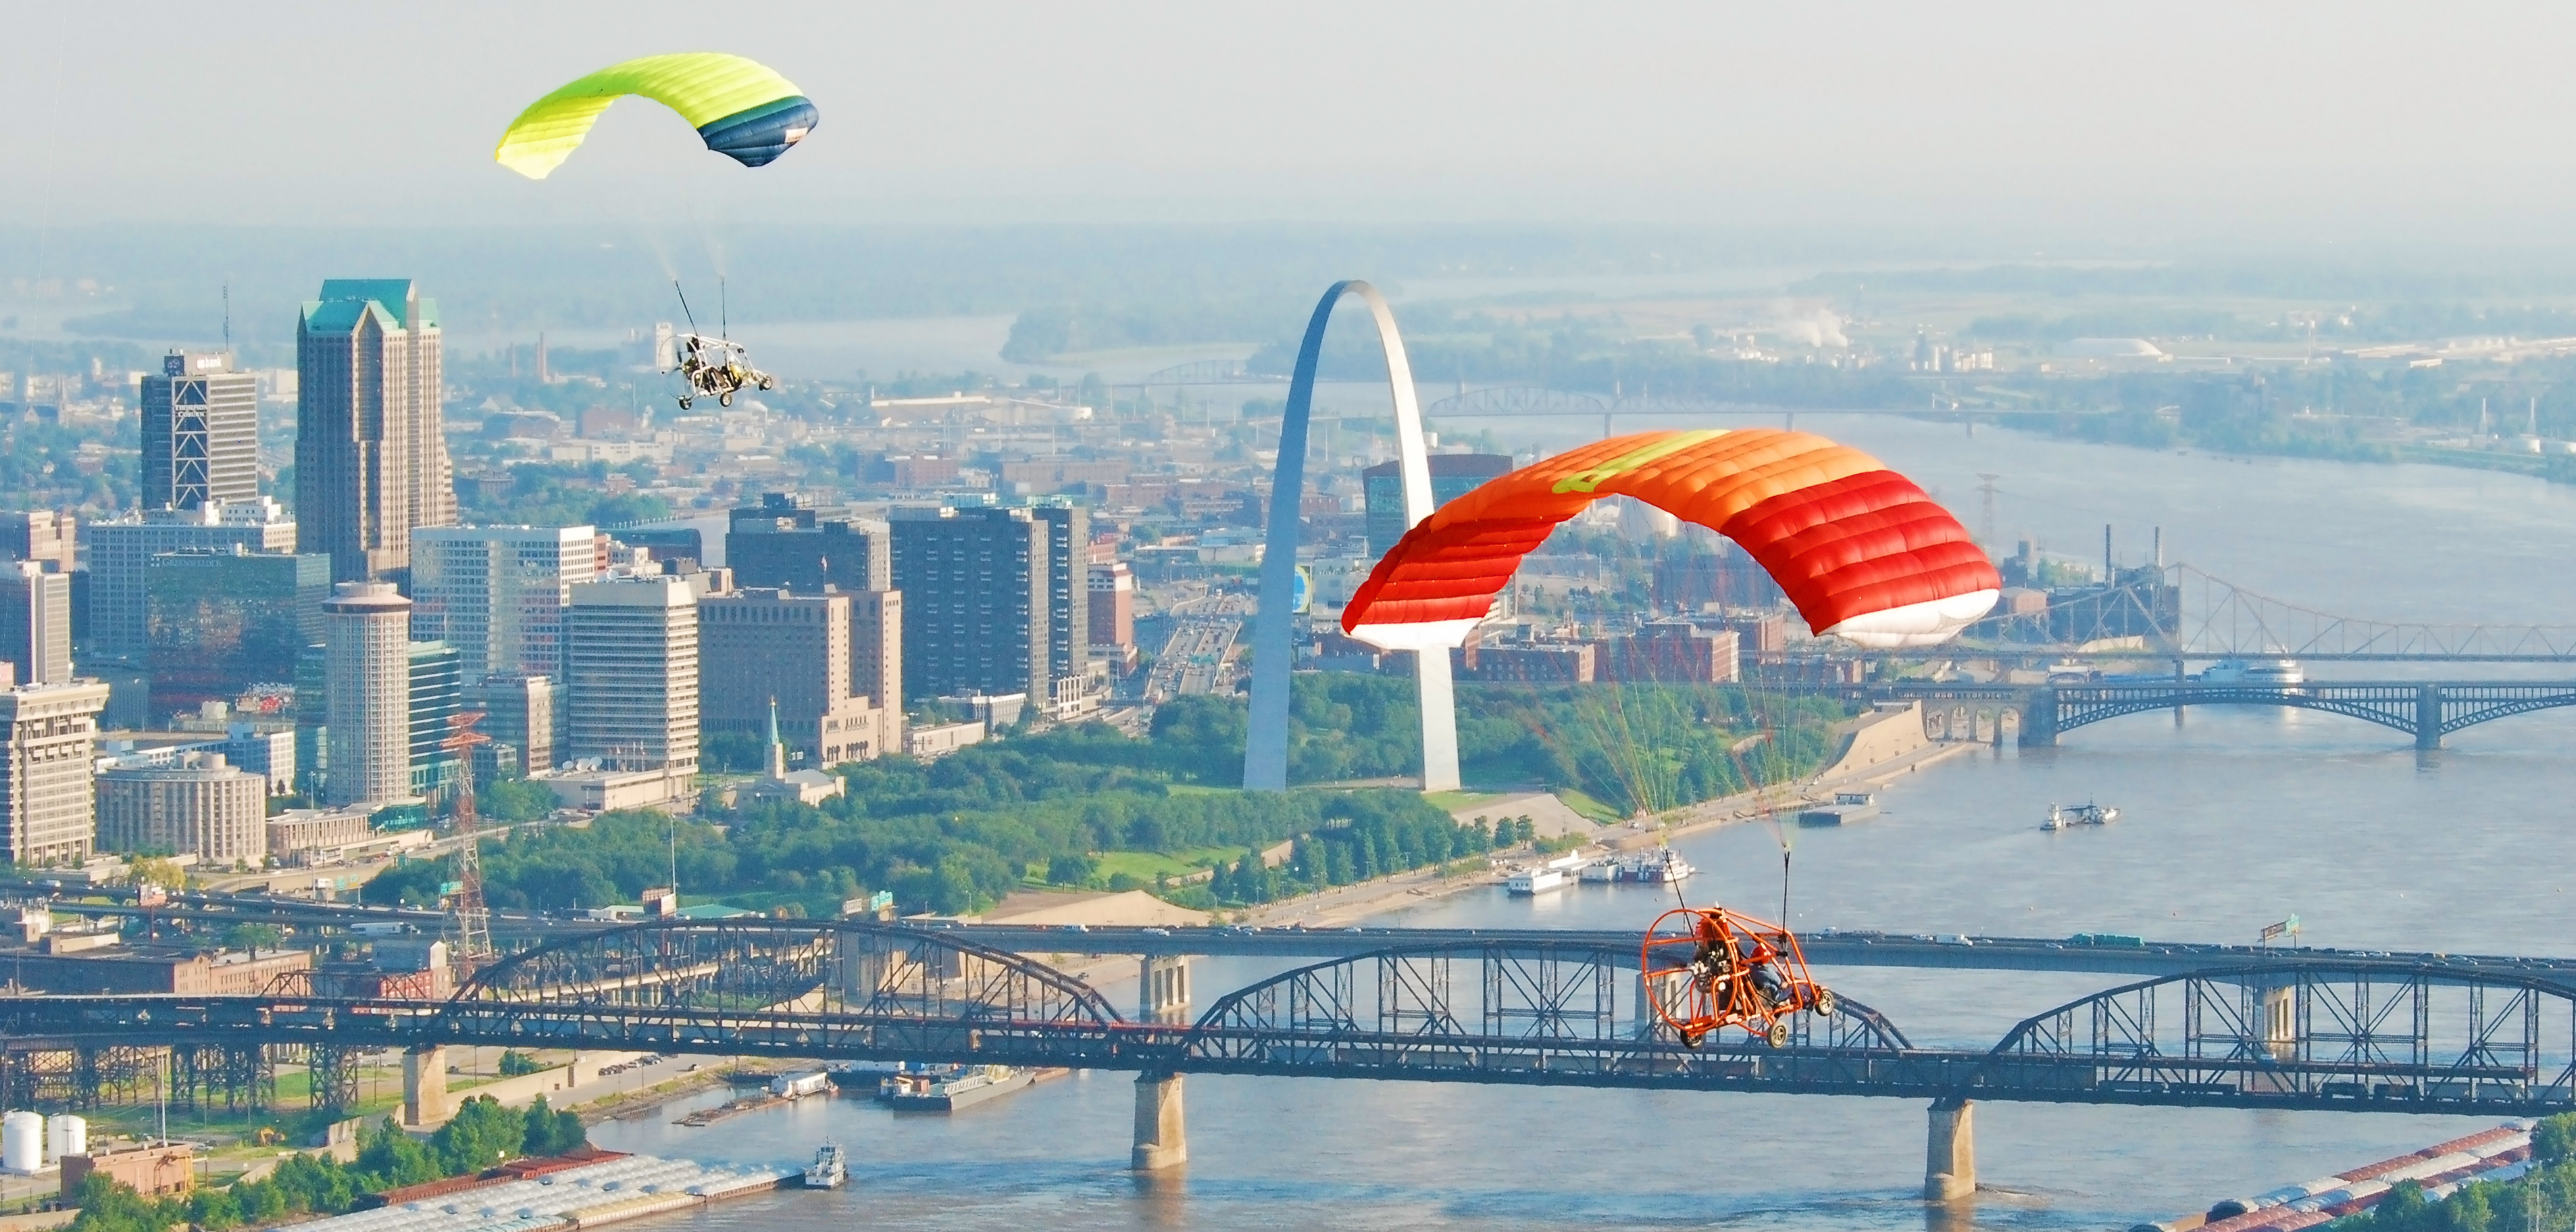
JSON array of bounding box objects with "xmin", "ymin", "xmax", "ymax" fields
[{"xmin": 221, "ymin": 282, "xmax": 231, "ymax": 349}]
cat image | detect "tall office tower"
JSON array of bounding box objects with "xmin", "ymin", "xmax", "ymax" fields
[
  {"xmin": 145, "ymin": 547, "xmax": 331, "ymax": 718},
  {"xmin": 85, "ymin": 499, "xmax": 296, "ymax": 656},
  {"xmin": 889, "ymin": 506, "xmax": 1047, "ymax": 705},
  {"xmin": 726, "ymin": 494, "xmax": 891, "ymax": 591},
  {"xmin": 699, "ymin": 589, "xmax": 889, "ymax": 766},
  {"xmin": 0, "ymin": 679, "xmax": 111, "ymax": 865},
  {"xmin": 565, "ymin": 575, "xmax": 698, "ymax": 775},
  {"xmin": 0, "ymin": 562, "xmax": 72, "ymax": 687},
  {"xmin": 1032, "ymin": 505, "xmax": 1090, "ymax": 692},
  {"xmin": 296, "ymin": 279, "xmax": 457, "ymax": 584},
  {"xmin": 324, "ymin": 582, "xmax": 414, "ymax": 806},
  {"xmin": 407, "ymin": 641, "xmax": 462, "ymax": 797},
  {"xmin": 475, "ymin": 674, "xmax": 557, "ymax": 776},
  {"xmin": 95, "ymin": 751, "xmax": 268, "ymax": 864},
  {"xmin": 0, "ymin": 512, "xmax": 76, "ymax": 575},
  {"xmin": 1363, "ymin": 453, "xmax": 1514, "ymax": 557},
  {"xmin": 410, "ymin": 526, "xmax": 599, "ymax": 685},
  {"xmin": 138, "ymin": 350, "xmax": 259, "ymax": 511}
]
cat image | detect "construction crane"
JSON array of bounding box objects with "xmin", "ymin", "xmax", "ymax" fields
[{"xmin": 440, "ymin": 712, "xmax": 495, "ymax": 974}]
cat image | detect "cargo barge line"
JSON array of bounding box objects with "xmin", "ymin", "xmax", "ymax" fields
[{"xmin": 276, "ymin": 1152, "xmax": 803, "ymax": 1232}]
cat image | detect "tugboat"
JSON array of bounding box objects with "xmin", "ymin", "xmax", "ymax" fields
[
  {"xmin": 804, "ymin": 1140, "xmax": 847, "ymax": 1189},
  {"xmin": 2042, "ymin": 801, "xmax": 2121, "ymax": 831}
]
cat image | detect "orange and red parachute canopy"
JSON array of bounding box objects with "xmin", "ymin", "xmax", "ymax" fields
[{"xmin": 1341, "ymin": 428, "xmax": 1999, "ymax": 649}]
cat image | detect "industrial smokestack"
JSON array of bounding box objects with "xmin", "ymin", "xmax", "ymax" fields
[
  {"xmin": 2103, "ymin": 524, "xmax": 2113, "ymax": 578},
  {"xmin": 2152, "ymin": 526, "xmax": 2163, "ymax": 569}
]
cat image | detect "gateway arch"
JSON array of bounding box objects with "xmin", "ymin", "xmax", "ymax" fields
[{"xmin": 1242, "ymin": 280, "xmax": 1461, "ymax": 793}]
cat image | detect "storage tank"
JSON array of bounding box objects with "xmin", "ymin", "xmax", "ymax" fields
[
  {"xmin": 2, "ymin": 1111, "xmax": 43, "ymax": 1175},
  {"xmin": 45, "ymin": 1115, "xmax": 83, "ymax": 1163}
]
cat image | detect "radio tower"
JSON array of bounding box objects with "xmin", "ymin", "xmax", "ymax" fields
[{"xmin": 441, "ymin": 712, "xmax": 495, "ymax": 972}]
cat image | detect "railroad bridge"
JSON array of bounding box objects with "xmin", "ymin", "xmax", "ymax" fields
[
  {"xmin": 7, "ymin": 921, "xmax": 2576, "ymax": 1201},
  {"xmin": 2023, "ymin": 680, "xmax": 2576, "ymax": 749},
  {"xmin": 1831, "ymin": 679, "xmax": 2576, "ymax": 749}
]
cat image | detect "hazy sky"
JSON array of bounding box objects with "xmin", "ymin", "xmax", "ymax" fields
[{"xmin": 13, "ymin": 2, "xmax": 2576, "ymax": 239}]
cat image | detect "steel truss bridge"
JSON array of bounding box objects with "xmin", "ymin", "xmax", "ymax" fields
[
  {"xmin": 1962, "ymin": 562, "xmax": 2576, "ymax": 662},
  {"xmin": 2026, "ymin": 680, "xmax": 2576, "ymax": 749},
  {"xmin": 1416, "ymin": 386, "xmax": 2104, "ymax": 426},
  {"xmin": 10, "ymin": 921, "xmax": 2576, "ymax": 1120}
]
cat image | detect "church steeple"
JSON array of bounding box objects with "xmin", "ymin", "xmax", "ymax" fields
[{"xmin": 766, "ymin": 696, "xmax": 787, "ymax": 780}]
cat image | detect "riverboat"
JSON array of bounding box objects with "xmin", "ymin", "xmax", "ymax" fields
[
  {"xmin": 2201, "ymin": 658, "xmax": 2304, "ymax": 687},
  {"xmin": 803, "ymin": 1141, "xmax": 847, "ymax": 1189},
  {"xmin": 2042, "ymin": 801, "xmax": 2120, "ymax": 831}
]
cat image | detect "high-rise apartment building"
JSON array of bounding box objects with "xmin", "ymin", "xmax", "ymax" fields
[
  {"xmin": 409, "ymin": 526, "xmax": 599, "ymax": 685},
  {"xmin": 95, "ymin": 751, "xmax": 268, "ymax": 864},
  {"xmin": 890, "ymin": 506, "xmax": 1046, "ymax": 705},
  {"xmin": 296, "ymin": 280, "xmax": 457, "ymax": 583},
  {"xmin": 0, "ymin": 562, "xmax": 72, "ymax": 687},
  {"xmin": 1032, "ymin": 505, "xmax": 1090, "ymax": 691},
  {"xmin": 726, "ymin": 492, "xmax": 901, "ymax": 723},
  {"xmin": 144, "ymin": 548, "xmax": 331, "ymax": 718},
  {"xmin": 565, "ymin": 575, "xmax": 698, "ymax": 776},
  {"xmin": 1087, "ymin": 561, "xmax": 1134, "ymax": 652},
  {"xmin": 84, "ymin": 499, "xmax": 296, "ymax": 656},
  {"xmin": 889, "ymin": 504, "xmax": 1094, "ymax": 715},
  {"xmin": 849, "ymin": 589, "xmax": 902, "ymax": 722},
  {"xmin": 699, "ymin": 589, "xmax": 890, "ymax": 767},
  {"xmin": 0, "ymin": 512, "xmax": 76, "ymax": 576},
  {"xmin": 408, "ymin": 641, "xmax": 463, "ymax": 797},
  {"xmin": 324, "ymin": 582, "xmax": 413, "ymax": 806},
  {"xmin": 726, "ymin": 495, "xmax": 891, "ymax": 591},
  {"xmin": 0, "ymin": 679, "xmax": 111, "ymax": 865},
  {"xmin": 138, "ymin": 350, "xmax": 259, "ymax": 511}
]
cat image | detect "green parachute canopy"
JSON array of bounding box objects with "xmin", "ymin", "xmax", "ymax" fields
[{"xmin": 495, "ymin": 52, "xmax": 819, "ymax": 180}]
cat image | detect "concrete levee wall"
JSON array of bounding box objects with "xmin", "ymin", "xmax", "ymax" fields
[{"xmin": 1814, "ymin": 701, "xmax": 1928, "ymax": 781}]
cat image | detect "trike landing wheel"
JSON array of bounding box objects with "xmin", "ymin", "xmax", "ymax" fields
[
  {"xmin": 1813, "ymin": 988, "xmax": 1838, "ymax": 1017},
  {"xmin": 1765, "ymin": 1019, "xmax": 1790, "ymax": 1048}
]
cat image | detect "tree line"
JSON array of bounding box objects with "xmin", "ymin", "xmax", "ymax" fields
[{"xmin": 70, "ymin": 1096, "xmax": 585, "ymax": 1232}]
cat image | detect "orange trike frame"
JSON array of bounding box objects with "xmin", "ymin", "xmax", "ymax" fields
[{"xmin": 1640, "ymin": 906, "xmax": 1835, "ymax": 1048}]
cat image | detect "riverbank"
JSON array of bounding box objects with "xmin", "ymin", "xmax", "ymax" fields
[{"xmin": 1234, "ymin": 735, "xmax": 1986, "ymax": 929}]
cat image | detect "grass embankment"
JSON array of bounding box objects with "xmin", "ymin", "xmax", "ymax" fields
[{"xmin": 357, "ymin": 676, "xmax": 1848, "ymax": 920}]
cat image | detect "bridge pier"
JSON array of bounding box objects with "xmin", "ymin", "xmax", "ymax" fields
[
  {"xmin": 403, "ymin": 1045, "xmax": 449, "ymax": 1127},
  {"xmin": 2018, "ymin": 689, "xmax": 2057, "ymax": 747},
  {"xmin": 1132, "ymin": 1072, "xmax": 1187, "ymax": 1171},
  {"xmin": 2417, "ymin": 685, "xmax": 2442, "ymax": 750},
  {"xmin": 1140, "ymin": 956, "xmax": 1192, "ymax": 1021},
  {"xmin": 1925, "ymin": 1098, "xmax": 1975, "ymax": 1201}
]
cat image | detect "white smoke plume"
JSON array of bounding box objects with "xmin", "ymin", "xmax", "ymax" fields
[{"xmin": 1771, "ymin": 305, "xmax": 1850, "ymax": 349}]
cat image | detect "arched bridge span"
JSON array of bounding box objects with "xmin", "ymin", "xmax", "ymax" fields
[
  {"xmin": 1179, "ymin": 939, "xmax": 1909, "ymax": 1087},
  {"xmin": 1965, "ymin": 961, "xmax": 2576, "ymax": 1112},
  {"xmin": 7, "ymin": 933, "xmax": 2576, "ymax": 1115},
  {"xmin": 454, "ymin": 917, "xmax": 1121, "ymax": 1027},
  {"xmin": 2026, "ymin": 681, "xmax": 2576, "ymax": 749}
]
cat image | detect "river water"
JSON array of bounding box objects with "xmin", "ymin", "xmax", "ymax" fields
[{"xmin": 592, "ymin": 418, "xmax": 2576, "ymax": 1228}]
